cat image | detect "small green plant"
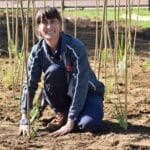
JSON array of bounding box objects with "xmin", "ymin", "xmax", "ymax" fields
[
  {"xmin": 115, "ymin": 31, "xmax": 126, "ymax": 76},
  {"xmin": 29, "ymin": 126, "xmax": 38, "ymax": 139},
  {"xmin": 118, "ymin": 31, "xmax": 125, "ymax": 61},
  {"xmin": 30, "ymin": 83, "xmax": 44, "ymax": 124},
  {"xmin": 2, "ymin": 65, "xmax": 16, "ymax": 89},
  {"xmin": 30, "ymin": 107, "xmax": 41, "ymax": 124},
  {"xmin": 22, "ymin": 125, "xmax": 38, "ymax": 139},
  {"xmin": 1, "ymin": 53, "xmax": 23, "ymax": 102},
  {"xmin": 8, "ymin": 40, "xmax": 16, "ymax": 58},
  {"xmin": 100, "ymin": 48, "xmax": 113, "ymax": 63},
  {"xmin": 104, "ymin": 80, "xmax": 114, "ymax": 101},
  {"xmin": 114, "ymin": 103, "xmax": 126, "ymax": 129},
  {"xmin": 28, "ymin": 85, "xmax": 44, "ymax": 139},
  {"xmin": 116, "ymin": 55, "xmax": 126, "ymax": 76}
]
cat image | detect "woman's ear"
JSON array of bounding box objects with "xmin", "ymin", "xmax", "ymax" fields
[
  {"xmin": 35, "ymin": 25, "xmax": 42, "ymax": 39},
  {"xmin": 37, "ymin": 24, "xmax": 40, "ymax": 32}
]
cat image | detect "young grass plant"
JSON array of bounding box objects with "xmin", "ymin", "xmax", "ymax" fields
[
  {"xmin": 1, "ymin": 39, "xmax": 23, "ymax": 100},
  {"xmin": 2, "ymin": 65, "xmax": 16, "ymax": 90},
  {"xmin": 114, "ymin": 103, "xmax": 126, "ymax": 129},
  {"xmin": 30, "ymin": 82, "xmax": 44, "ymax": 124}
]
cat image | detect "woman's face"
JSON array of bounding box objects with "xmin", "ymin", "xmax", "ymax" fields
[{"xmin": 37, "ymin": 18, "xmax": 61, "ymax": 42}]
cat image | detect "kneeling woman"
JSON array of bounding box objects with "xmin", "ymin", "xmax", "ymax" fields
[{"xmin": 19, "ymin": 6, "xmax": 105, "ymax": 136}]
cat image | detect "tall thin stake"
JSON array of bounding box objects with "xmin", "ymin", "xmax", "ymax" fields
[
  {"xmin": 11, "ymin": 0, "xmax": 15, "ymax": 43},
  {"xmin": 20, "ymin": 0, "xmax": 25, "ymax": 51},
  {"xmin": 124, "ymin": 0, "xmax": 128, "ymax": 130},
  {"xmin": 25, "ymin": 0, "xmax": 31, "ymax": 137},
  {"xmin": 74, "ymin": 0, "xmax": 77, "ymax": 38},
  {"xmin": 52, "ymin": 0, "xmax": 55, "ymax": 7},
  {"xmin": 43, "ymin": 0, "xmax": 46, "ymax": 7},
  {"xmin": 15, "ymin": 0, "xmax": 19, "ymax": 53},
  {"xmin": 61, "ymin": 0, "xmax": 65, "ymax": 31},
  {"xmin": 20, "ymin": 0, "xmax": 31, "ymax": 137},
  {"xmin": 6, "ymin": 0, "xmax": 12, "ymax": 61},
  {"xmin": 94, "ymin": 0, "xmax": 99, "ymax": 69},
  {"xmin": 31, "ymin": 0, "xmax": 35, "ymax": 45},
  {"xmin": 97, "ymin": 0, "xmax": 105, "ymax": 79}
]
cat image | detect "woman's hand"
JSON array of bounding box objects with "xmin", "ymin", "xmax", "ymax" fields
[
  {"xmin": 19, "ymin": 114, "xmax": 29, "ymax": 136},
  {"xmin": 19, "ymin": 124, "xmax": 29, "ymax": 136},
  {"xmin": 50, "ymin": 119, "xmax": 75, "ymax": 137}
]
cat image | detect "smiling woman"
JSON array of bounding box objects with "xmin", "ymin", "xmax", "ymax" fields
[{"xmin": 19, "ymin": 6, "xmax": 105, "ymax": 137}]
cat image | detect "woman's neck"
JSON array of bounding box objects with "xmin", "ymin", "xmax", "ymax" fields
[{"xmin": 46, "ymin": 37, "xmax": 59, "ymax": 53}]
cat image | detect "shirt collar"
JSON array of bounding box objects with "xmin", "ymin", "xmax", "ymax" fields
[{"xmin": 42, "ymin": 37, "xmax": 61, "ymax": 59}]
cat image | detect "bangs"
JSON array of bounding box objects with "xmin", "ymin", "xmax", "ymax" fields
[{"xmin": 35, "ymin": 7, "xmax": 61, "ymax": 25}]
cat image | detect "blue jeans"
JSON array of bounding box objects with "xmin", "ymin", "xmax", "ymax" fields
[
  {"xmin": 77, "ymin": 92, "xmax": 103, "ymax": 132},
  {"xmin": 44, "ymin": 64, "xmax": 104, "ymax": 132}
]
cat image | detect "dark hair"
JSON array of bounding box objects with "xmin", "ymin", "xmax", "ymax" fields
[{"xmin": 35, "ymin": 6, "xmax": 62, "ymax": 26}]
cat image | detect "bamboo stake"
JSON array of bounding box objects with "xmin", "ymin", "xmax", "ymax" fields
[
  {"xmin": 97, "ymin": 0, "xmax": 105, "ymax": 79},
  {"xmin": 43, "ymin": 0, "xmax": 46, "ymax": 7},
  {"xmin": 20, "ymin": 0, "xmax": 25, "ymax": 51},
  {"xmin": 20, "ymin": 0, "xmax": 31, "ymax": 137},
  {"xmin": 15, "ymin": 0, "xmax": 19, "ymax": 54},
  {"xmin": 133, "ymin": 0, "xmax": 140, "ymax": 52},
  {"xmin": 128, "ymin": 0, "xmax": 133, "ymax": 81},
  {"xmin": 113, "ymin": 0, "xmax": 120, "ymax": 107},
  {"xmin": 25, "ymin": 0, "xmax": 30, "ymax": 54},
  {"xmin": 6, "ymin": 0, "xmax": 12, "ymax": 61},
  {"xmin": 11, "ymin": 0, "xmax": 15, "ymax": 43},
  {"xmin": 113, "ymin": 0, "xmax": 118, "ymax": 89},
  {"xmin": 104, "ymin": 0, "xmax": 108, "ymax": 97},
  {"xmin": 74, "ymin": 0, "xmax": 77, "ymax": 38},
  {"xmin": 31, "ymin": 0, "xmax": 35, "ymax": 45},
  {"xmin": 131, "ymin": 0, "xmax": 140, "ymax": 82},
  {"xmin": 19, "ymin": 0, "xmax": 26, "ymax": 109},
  {"xmin": 25, "ymin": 0, "xmax": 31, "ymax": 137},
  {"xmin": 94, "ymin": 0, "xmax": 99, "ymax": 70},
  {"xmin": 52, "ymin": 0, "xmax": 55, "ymax": 7},
  {"xmin": 124, "ymin": 0, "xmax": 128, "ymax": 130},
  {"xmin": 116, "ymin": 0, "xmax": 120, "ymax": 64},
  {"xmin": 61, "ymin": 0, "xmax": 65, "ymax": 32}
]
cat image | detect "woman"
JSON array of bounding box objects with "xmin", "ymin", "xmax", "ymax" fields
[{"xmin": 19, "ymin": 6, "xmax": 105, "ymax": 137}]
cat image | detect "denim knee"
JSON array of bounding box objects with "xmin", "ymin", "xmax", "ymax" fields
[
  {"xmin": 77, "ymin": 115, "xmax": 103, "ymax": 132},
  {"xmin": 44, "ymin": 64, "xmax": 67, "ymax": 85}
]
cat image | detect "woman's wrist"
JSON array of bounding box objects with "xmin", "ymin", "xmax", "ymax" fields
[
  {"xmin": 67, "ymin": 118, "xmax": 75, "ymax": 126},
  {"xmin": 21, "ymin": 113, "xmax": 27, "ymax": 119},
  {"xmin": 20, "ymin": 118, "xmax": 28, "ymax": 125}
]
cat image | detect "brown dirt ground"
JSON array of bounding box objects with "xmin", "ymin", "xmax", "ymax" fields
[{"xmin": 0, "ymin": 18, "xmax": 150, "ymax": 150}]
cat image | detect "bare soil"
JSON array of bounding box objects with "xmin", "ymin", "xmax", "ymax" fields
[{"xmin": 0, "ymin": 18, "xmax": 150, "ymax": 150}]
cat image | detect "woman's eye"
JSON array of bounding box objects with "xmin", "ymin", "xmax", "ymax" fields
[
  {"xmin": 43, "ymin": 20, "xmax": 48, "ymax": 24},
  {"xmin": 41, "ymin": 19, "xmax": 59, "ymax": 26},
  {"xmin": 51, "ymin": 20, "xmax": 59, "ymax": 25}
]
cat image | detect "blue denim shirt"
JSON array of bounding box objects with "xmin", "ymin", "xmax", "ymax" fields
[{"xmin": 21, "ymin": 32, "xmax": 105, "ymax": 121}]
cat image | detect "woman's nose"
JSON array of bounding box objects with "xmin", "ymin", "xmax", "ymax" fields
[{"xmin": 46, "ymin": 23, "xmax": 52, "ymax": 29}]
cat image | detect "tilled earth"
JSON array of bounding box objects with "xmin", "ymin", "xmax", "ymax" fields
[{"xmin": 0, "ymin": 18, "xmax": 150, "ymax": 150}]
